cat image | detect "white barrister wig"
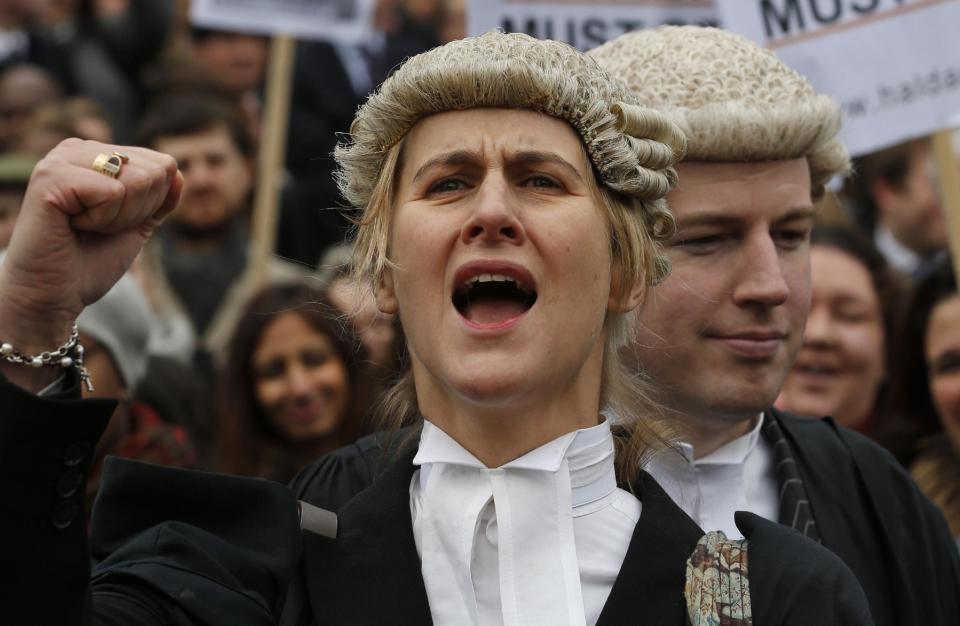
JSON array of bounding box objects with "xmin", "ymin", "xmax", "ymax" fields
[{"xmin": 589, "ymin": 26, "xmax": 850, "ymax": 199}]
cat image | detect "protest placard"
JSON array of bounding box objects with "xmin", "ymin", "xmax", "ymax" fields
[
  {"xmin": 467, "ymin": 0, "xmax": 719, "ymax": 50},
  {"xmin": 715, "ymin": 0, "xmax": 960, "ymax": 157},
  {"xmin": 190, "ymin": 0, "xmax": 375, "ymax": 44},
  {"xmin": 190, "ymin": 1, "xmax": 378, "ymax": 280}
]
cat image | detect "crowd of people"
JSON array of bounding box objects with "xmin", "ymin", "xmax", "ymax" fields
[{"xmin": 1, "ymin": 1, "xmax": 959, "ymax": 624}]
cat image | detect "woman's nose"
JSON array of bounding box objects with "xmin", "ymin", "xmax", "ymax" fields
[{"xmin": 460, "ymin": 177, "xmax": 525, "ymax": 245}]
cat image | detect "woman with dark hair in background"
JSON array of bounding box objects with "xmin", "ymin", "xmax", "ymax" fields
[
  {"xmin": 885, "ymin": 259, "xmax": 960, "ymax": 541},
  {"xmin": 216, "ymin": 283, "xmax": 371, "ymax": 483},
  {"xmin": 777, "ymin": 225, "xmax": 903, "ymax": 434}
]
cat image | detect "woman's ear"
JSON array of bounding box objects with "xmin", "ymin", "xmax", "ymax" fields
[
  {"xmin": 607, "ymin": 262, "xmax": 646, "ymax": 314},
  {"xmin": 608, "ymin": 278, "xmax": 646, "ymax": 313},
  {"xmin": 375, "ymin": 269, "xmax": 399, "ymax": 315}
]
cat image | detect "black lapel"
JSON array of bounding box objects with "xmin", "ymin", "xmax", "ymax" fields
[
  {"xmin": 773, "ymin": 410, "xmax": 899, "ymax": 626},
  {"xmin": 596, "ymin": 470, "xmax": 703, "ymax": 626},
  {"xmin": 302, "ymin": 443, "xmax": 433, "ymax": 625},
  {"xmin": 761, "ymin": 410, "xmax": 821, "ymax": 541}
]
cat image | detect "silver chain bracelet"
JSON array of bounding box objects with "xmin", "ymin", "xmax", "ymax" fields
[{"xmin": 1, "ymin": 323, "xmax": 94, "ymax": 391}]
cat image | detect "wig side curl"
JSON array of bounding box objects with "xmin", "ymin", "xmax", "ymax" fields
[{"xmin": 589, "ymin": 26, "xmax": 850, "ymax": 199}]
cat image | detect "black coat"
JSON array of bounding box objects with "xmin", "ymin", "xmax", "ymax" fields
[
  {"xmin": 0, "ymin": 373, "xmax": 877, "ymax": 625},
  {"xmin": 770, "ymin": 409, "xmax": 960, "ymax": 626}
]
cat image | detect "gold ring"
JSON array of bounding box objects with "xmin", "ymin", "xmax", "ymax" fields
[{"xmin": 92, "ymin": 152, "xmax": 124, "ymax": 178}]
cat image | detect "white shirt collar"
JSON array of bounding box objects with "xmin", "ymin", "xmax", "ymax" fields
[
  {"xmin": 413, "ymin": 419, "xmax": 619, "ymax": 625},
  {"xmin": 674, "ymin": 413, "xmax": 765, "ymax": 466},
  {"xmin": 414, "ymin": 419, "xmax": 616, "ymax": 508},
  {"xmin": 875, "ymin": 224, "xmax": 923, "ymax": 274}
]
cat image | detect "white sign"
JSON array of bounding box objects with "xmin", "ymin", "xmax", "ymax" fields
[
  {"xmin": 468, "ymin": 0, "xmax": 719, "ymax": 51},
  {"xmin": 190, "ymin": 0, "xmax": 375, "ymax": 44},
  {"xmin": 716, "ymin": 0, "xmax": 960, "ymax": 156}
]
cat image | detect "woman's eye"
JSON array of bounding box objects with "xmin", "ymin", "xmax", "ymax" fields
[
  {"xmin": 522, "ymin": 175, "xmax": 560, "ymax": 189},
  {"xmin": 255, "ymin": 360, "xmax": 285, "ymax": 380},
  {"xmin": 302, "ymin": 350, "xmax": 330, "ymax": 368},
  {"xmin": 428, "ymin": 178, "xmax": 467, "ymax": 194},
  {"xmin": 835, "ymin": 310, "xmax": 869, "ymax": 324},
  {"xmin": 932, "ymin": 354, "xmax": 960, "ymax": 375}
]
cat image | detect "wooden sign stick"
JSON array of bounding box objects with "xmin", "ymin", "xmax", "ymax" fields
[
  {"xmin": 932, "ymin": 129, "xmax": 960, "ymax": 284},
  {"xmin": 251, "ymin": 34, "xmax": 297, "ymax": 289}
]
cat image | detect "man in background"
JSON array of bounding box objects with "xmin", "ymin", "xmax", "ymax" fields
[
  {"xmin": 850, "ymin": 138, "xmax": 948, "ymax": 277},
  {"xmin": 136, "ymin": 92, "xmax": 303, "ymax": 374}
]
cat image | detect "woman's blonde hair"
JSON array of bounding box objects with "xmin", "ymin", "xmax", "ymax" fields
[
  {"xmin": 335, "ymin": 31, "xmax": 687, "ymax": 481},
  {"xmin": 589, "ymin": 26, "xmax": 851, "ymax": 200}
]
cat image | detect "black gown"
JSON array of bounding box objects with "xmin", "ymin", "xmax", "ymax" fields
[{"xmin": 1, "ymin": 372, "xmax": 886, "ymax": 625}]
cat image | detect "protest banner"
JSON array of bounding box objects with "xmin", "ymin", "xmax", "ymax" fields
[
  {"xmin": 190, "ymin": 0, "xmax": 375, "ymax": 44},
  {"xmin": 467, "ymin": 0, "xmax": 719, "ymax": 50},
  {"xmin": 717, "ymin": 0, "xmax": 960, "ymax": 277},
  {"xmin": 715, "ymin": 0, "xmax": 960, "ymax": 157},
  {"xmin": 191, "ymin": 0, "xmax": 375, "ymax": 285}
]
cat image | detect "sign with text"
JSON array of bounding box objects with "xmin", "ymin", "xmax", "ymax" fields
[
  {"xmin": 467, "ymin": 0, "xmax": 719, "ymax": 51},
  {"xmin": 716, "ymin": 0, "xmax": 960, "ymax": 156},
  {"xmin": 190, "ymin": 0, "xmax": 375, "ymax": 43}
]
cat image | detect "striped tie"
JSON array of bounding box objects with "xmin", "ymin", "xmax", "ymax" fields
[{"xmin": 761, "ymin": 414, "xmax": 821, "ymax": 542}]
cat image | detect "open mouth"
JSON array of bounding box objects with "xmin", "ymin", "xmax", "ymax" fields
[{"xmin": 453, "ymin": 271, "xmax": 538, "ymax": 326}]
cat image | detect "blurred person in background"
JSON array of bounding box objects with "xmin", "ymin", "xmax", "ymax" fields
[
  {"xmin": 216, "ymin": 283, "xmax": 371, "ymax": 483},
  {"xmin": 777, "ymin": 226, "xmax": 903, "ymax": 434},
  {"xmin": 0, "ymin": 1, "xmax": 74, "ymax": 89},
  {"xmin": 0, "ymin": 63, "xmax": 62, "ymax": 150},
  {"xmin": 0, "ymin": 151, "xmax": 36, "ymax": 252},
  {"xmin": 319, "ymin": 243, "xmax": 400, "ymax": 376},
  {"xmin": 849, "ymin": 138, "xmax": 948, "ymax": 277},
  {"xmin": 886, "ymin": 259, "xmax": 960, "ymax": 543},
  {"xmin": 18, "ymin": 96, "xmax": 112, "ymax": 156},
  {"xmin": 136, "ymin": 92, "xmax": 305, "ymax": 376},
  {"xmin": 28, "ymin": 0, "xmax": 175, "ymax": 142},
  {"xmin": 188, "ymin": 26, "xmax": 267, "ymax": 138},
  {"xmin": 77, "ymin": 273, "xmax": 196, "ymax": 513}
]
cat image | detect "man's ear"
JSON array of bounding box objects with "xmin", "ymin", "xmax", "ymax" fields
[
  {"xmin": 374, "ymin": 269, "xmax": 399, "ymax": 315},
  {"xmin": 870, "ymin": 177, "xmax": 900, "ymax": 219}
]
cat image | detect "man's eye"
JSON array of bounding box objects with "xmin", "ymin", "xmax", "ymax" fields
[
  {"xmin": 774, "ymin": 228, "xmax": 810, "ymax": 247},
  {"xmin": 429, "ymin": 179, "xmax": 466, "ymax": 194},
  {"xmin": 676, "ymin": 234, "xmax": 725, "ymax": 249}
]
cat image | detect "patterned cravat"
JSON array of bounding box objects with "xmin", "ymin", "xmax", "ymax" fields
[{"xmin": 761, "ymin": 414, "xmax": 820, "ymax": 542}]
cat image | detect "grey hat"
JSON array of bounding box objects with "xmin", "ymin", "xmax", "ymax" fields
[{"xmin": 78, "ymin": 274, "xmax": 157, "ymax": 390}]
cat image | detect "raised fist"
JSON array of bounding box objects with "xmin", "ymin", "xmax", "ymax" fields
[{"xmin": 0, "ymin": 139, "xmax": 182, "ymax": 358}]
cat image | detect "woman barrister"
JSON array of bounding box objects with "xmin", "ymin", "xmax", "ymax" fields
[{"xmin": 1, "ymin": 32, "xmax": 870, "ymax": 625}]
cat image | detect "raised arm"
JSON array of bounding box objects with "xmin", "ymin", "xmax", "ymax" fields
[{"xmin": 0, "ymin": 139, "xmax": 181, "ymax": 392}]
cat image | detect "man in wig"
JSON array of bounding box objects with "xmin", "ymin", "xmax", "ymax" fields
[{"xmin": 590, "ymin": 26, "xmax": 960, "ymax": 626}]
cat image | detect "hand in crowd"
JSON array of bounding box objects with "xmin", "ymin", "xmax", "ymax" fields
[{"xmin": 0, "ymin": 139, "xmax": 181, "ymax": 389}]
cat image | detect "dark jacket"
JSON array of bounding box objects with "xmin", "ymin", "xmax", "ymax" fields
[
  {"xmin": 2, "ymin": 373, "xmax": 873, "ymax": 625},
  {"xmin": 770, "ymin": 408, "xmax": 960, "ymax": 626}
]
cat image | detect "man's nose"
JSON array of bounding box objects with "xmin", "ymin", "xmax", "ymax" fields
[{"xmin": 731, "ymin": 235, "xmax": 790, "ymax": 308}]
